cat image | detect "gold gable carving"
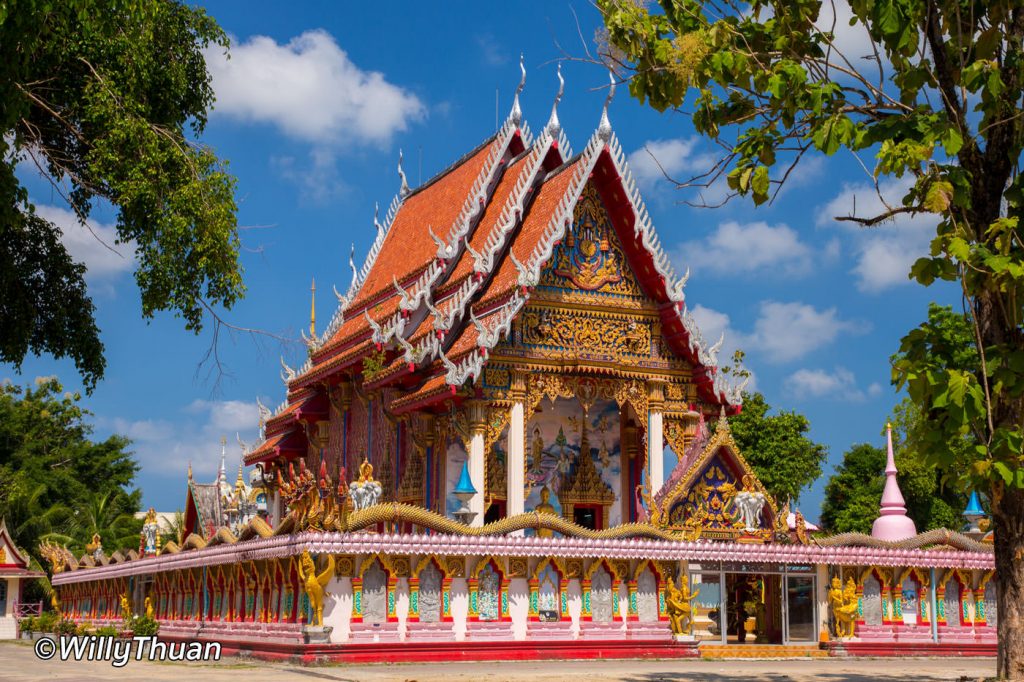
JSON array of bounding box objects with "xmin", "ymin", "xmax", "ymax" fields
[{"xmin": 539, "ymin": 182, "xmax": 642, "ymax": 298}]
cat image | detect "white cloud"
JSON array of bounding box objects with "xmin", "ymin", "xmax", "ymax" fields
[
  {"xmin": 271, "ymin": 148, "xmax": 347, "ymax": 204},
  {"xmin": 814, "ymin": 0, "xmax": 883, "ymax": 68},
  {"xmin": 106, "ymin": 399, "xmax": 259, "ymax": 480},
  {"xmin": 475, "ymin": 34, "xmax": 508, "ymax": 66},
  {"xmin": 205, "ymin": 30, "xmax": 425, "ymax": 146},
  {"xmin": 817, "ymin": 176, "xmax": 936, "ymax": 292},
  {"xmin": 785, "ymin": 366, "xmax": 872, "ymax": 402},
  {"xmin": 691, "ymin": 301, "xmax": 861, "ymax": 366},
  {"xmin": 746, "ymin": 301, "xmax": 860, "ymax": 363},
  {"xmin": 677, "ymin": 221, "xmax": 816, "ymax": 277},
  {"xmin": 34, "ymin": 204, "xmax": 134, "ymax": 284},
  {"xmin": 627, "ymin": 138, "xmax": 716, "ymax": 191}
]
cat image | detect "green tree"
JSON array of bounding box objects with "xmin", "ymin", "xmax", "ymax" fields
[
  {"xmin": 1, "ymin": 0, "xmax": 242, "ymax": 391},
  {"xmin": 599, "ymin": 1, "xmax": 1024, "ymax": 673},
  {"xmin": 0, "ymin": 377, "xmax": 142, "ymax": 568},
  {"xmin": 724, "ymin": 391, "xmax": 828, "ymax": 505},
  {"xmin": 820, "ymin": 443, "xmax": 887, "ymax": 534}
]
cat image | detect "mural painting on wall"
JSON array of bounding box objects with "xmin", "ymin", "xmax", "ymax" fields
[
  {"xmin": 524, "ymin": 398, "xmax": 622, "ymax": 530},
  {"xmin": 479, "ymin": 564, "xmax": 501, "ymax": 621},
  {"xmin": 538, "ymin": 564, "xmax": 560, "ymax": 622}
]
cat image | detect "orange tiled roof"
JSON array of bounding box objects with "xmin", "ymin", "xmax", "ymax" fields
[
  {"xmin": 350, "ymin": 138, "xmax": 499, "ymax": 312},
  {"xmin": 480, "ymin": 159, "xmax": 579, "ymax": 307}
]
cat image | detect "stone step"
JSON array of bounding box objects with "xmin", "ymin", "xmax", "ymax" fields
[{"xmin": 700, "ymin": 644, "xmax": 828, "ymax": 659}]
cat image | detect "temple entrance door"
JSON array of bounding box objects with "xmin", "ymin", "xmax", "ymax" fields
[
  {"xmin": 784, "ymin": 575, "xmax": 816, "ymax": 642},
  {"xmin": 724, "ymin": 573, "xmax": 782, "ymax": 645}
]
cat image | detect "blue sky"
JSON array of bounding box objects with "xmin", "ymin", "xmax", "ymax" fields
[{"xmin": 4, "ymin": 1, "xmax": 958, "ymax": 522}]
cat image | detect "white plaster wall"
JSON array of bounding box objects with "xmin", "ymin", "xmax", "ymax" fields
[
  {"xmin": 617, "ymin": 582, "xmax": 629, "ymax": 631},
  {"xmin": 4, "ymin": 578, "xmax": 17, "ymax": 617},
  {"xmin": 396, "ymin": 577, "xmax": 410, "ymax": 641},
  {"xmin": 816, "ymin": 565, "xmax": 829, "ymax": 640},
  {"xmin": 451, "ymin": 577, "xmax": 469, "ymax": 641},
  {"xmin": 567, "ymin": 578, "xmax": 582, "ymax": 638},
  {"xmin": 324, "ymin": 576, "xmax": 352, "ymax": 643},
  {"xmin": 509, "ymin": 577, "xmax": 529, "ymax": 641}
]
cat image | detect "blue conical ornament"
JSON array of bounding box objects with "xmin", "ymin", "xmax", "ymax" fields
[
  {"xmin": 964, "ymin": 491, "xmax": 984, "ymax": 517},
  {"xmin": 454, "ymin": 461, "xmax": 477, "ymax": 495}
]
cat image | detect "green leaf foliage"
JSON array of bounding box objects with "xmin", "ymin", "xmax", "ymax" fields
[
  {"xmin": 720, "ymin": 392, "xmax": 828, "ymax": 505},
  {"xmin": 1, "ymin": 0, "xmax": 242, "ymax": 391},
  {"xmin": 0, "ymin": 377, "xmax": 142, "ymax": 587}
]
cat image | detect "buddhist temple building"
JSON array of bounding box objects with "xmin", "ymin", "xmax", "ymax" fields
[{"xmin": 44, "ymin": 66, "xmax": 996, "ymax": 661}]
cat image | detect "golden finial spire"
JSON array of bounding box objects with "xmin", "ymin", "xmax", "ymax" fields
[
  {"xmin": 310, "ymin": 277, "xmax": 316, "ymax": 338},
  {"xmin": 187, "ymin": 460, "xmax": 193, "ymax": 480}
]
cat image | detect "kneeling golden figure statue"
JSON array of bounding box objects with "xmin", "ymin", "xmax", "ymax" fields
[
  {"xmin": 298, "ymin": 550, "xmax": 335, "ymax": 628},
  {"xmin": 828, "ymin": 576, "xmax": 858, "ymax": 638},
  {"xmin": 666, "ymin": 574, "xmax": 700, "ymax": 636}
]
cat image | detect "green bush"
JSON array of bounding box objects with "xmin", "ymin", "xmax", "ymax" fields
[
  {"xmin": 35, "ymin": 611, "xmax": 58, "ymax": 633},
  {"xmin": 19, "ymin": 616, "xmax": 35, "ymax": 634},
  {"xmin": 56, "ymin": 619, "xmax": 78, "ymax": 636},
  {"xmin": 131, "ymin": 616, "xmax": 159, "ymax": 637},
  {"xmin": 95, "ymin": 625, "xmax": 118, "ymax": 638}
]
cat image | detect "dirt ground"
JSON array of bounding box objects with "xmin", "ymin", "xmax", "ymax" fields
[{"xmin": 0, "ymin": 639, "xmax": 996, "ymax": 682}]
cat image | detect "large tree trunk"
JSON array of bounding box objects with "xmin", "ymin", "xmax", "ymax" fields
[{"xmin": 993, "ymin": 483, "xmax": 1024, "ymax": 679}]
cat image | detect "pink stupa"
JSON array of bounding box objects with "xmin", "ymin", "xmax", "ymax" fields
[{"xmin": 870, "ymin": 423, "xmax": 918, "ymax": 541}]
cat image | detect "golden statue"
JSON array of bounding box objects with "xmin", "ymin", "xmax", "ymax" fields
[
  {"xmin": 665, "ymin": 574, "xmax": 700, "ymax": 635},
  {"xmin": 828, "ymin": 576, "xmax": 858, "ymax": 638},
  {"xmin": 145, "ymin": 596, "xmax": 154, "ymax": 620},
  {"xmin": 50, "ymin": 593, "xmax": 61, "ymax": 618},
  {"xmin": 534, "ymin": 486, "xmax": 556, "ymax": 538},
  {"xmin": 358, "ymin": 457, "xmax": 375, "ymax": 483},
  {"xmin": 120, "ymin": 593, "xmax": 132, "ymax": 622},
  {"xmin": 298, "ymin": 550, "xmax": 335, "ymax": 628}
]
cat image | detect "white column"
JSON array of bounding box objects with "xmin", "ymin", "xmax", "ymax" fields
[
  {"xmin": 816, "ymin": 564, "xmax": 829, "ymax": 641},
  {"xmin": 451, "ymin": 577, "xmax": 469, "ymax": 641},
  {"xmin": 396, "ymin": 577, "xmax": 410, "ymax": 641},
  {"xmin": 647, "ymin": 405, "xmax": 663, "ymax": 491},
  {"xmin": 468, "ymin": 401, "xmax": 487, "ymax": 527},
  {"xmin": 509, "ymin": 577, "xmax": 530, "ymax": 641},
  {"xmin": 324, "ymin": 576, "xmax": 353, "ymax": 643},
  {"xmin": 568, "ymin": 578, "xmax": 582, "ymax": 639},
  {"xmin": 271, "ymin": 490, "xmax": 283, "ymax": 527},
  {"xmin": 507, "ymin": 388, "xmax": 526, "ymax": 528}
]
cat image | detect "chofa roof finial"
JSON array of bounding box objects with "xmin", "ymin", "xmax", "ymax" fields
[
  {"xmin": 373, "ymin": 202, "xmax": 384, "ymax": 239},
  {"xmin": 398, "ymin": 149, "xmax": 411, "ymax": 198},
  {"xmin": 510, "ymin": 53, "xmax": 526, "ymax": 126},
  {"xmin": 545, "ymin": 63, "xmax": 565, "ymax": 138},
  {"xmin": 598, "ymin": 69, "xmax": 616, "ymax": 141}
]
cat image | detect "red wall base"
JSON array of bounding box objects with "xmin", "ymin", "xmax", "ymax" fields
[{"xmin": 159, "ymin": 636, "xmax": 701, "ymax": 665}]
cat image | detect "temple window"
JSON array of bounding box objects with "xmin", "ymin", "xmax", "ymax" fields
[
  {"xmin": 636, "ymin": 566, "xmax": 659, "ymax": 623},
  {"xmin": 984, "ymin": 581, "xmax": 998, "ymax": 627},
  {"xmin": 478, "ymin": 563, "xmax": 501, "ymax": 622},
  {"xmin": 944, "ymin": 578, "xmax": 963, "ymax": 628},
  {"xmin": 590, "ymin": 567, "xmax": 614, "ymax": 623},
  {"xmin": 362, "ymin": 561, "xmax": 388, "ymax": 625},
  {"xmin": 862, "ymin": 574, "xmax": 883, "ymax": 627},
  {"xmin": 537, "ymin": 564, "xmax": 560, "ymax": 621},
  {"xmin": 900, "ymin": 577, "xmax": 920, "ymax": 625},
  {"xmin": 418, "ymin": 563, "xmax": 442, "ymax": 624}
]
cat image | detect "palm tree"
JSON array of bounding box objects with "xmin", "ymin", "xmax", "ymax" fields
[
  {"xmin": 45, "ymin": 490, "xmax": 140, "ymax": 555},
  {"xmin": 161, "ymin": 510, "xmax": 186, "ymax": 545}
]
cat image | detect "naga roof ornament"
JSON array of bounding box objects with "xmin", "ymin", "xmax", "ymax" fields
[
  {"xmin": 373, "ymin": 202, "xmax": 384, "ymax": 240},
  {"xmin": 397, "ymin": 149, "xmax": 411, "ymax": 198},
  {"xmin": 510, "ymin": 53, "xmax": 526, "ymax": 126},
  {"xmin": 545, "ymin": 63, "xmax": 565, "ymax": 138},
  {"xmin": 279, "ymin": 357, "xmax": 296, "ymax": 383}
]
